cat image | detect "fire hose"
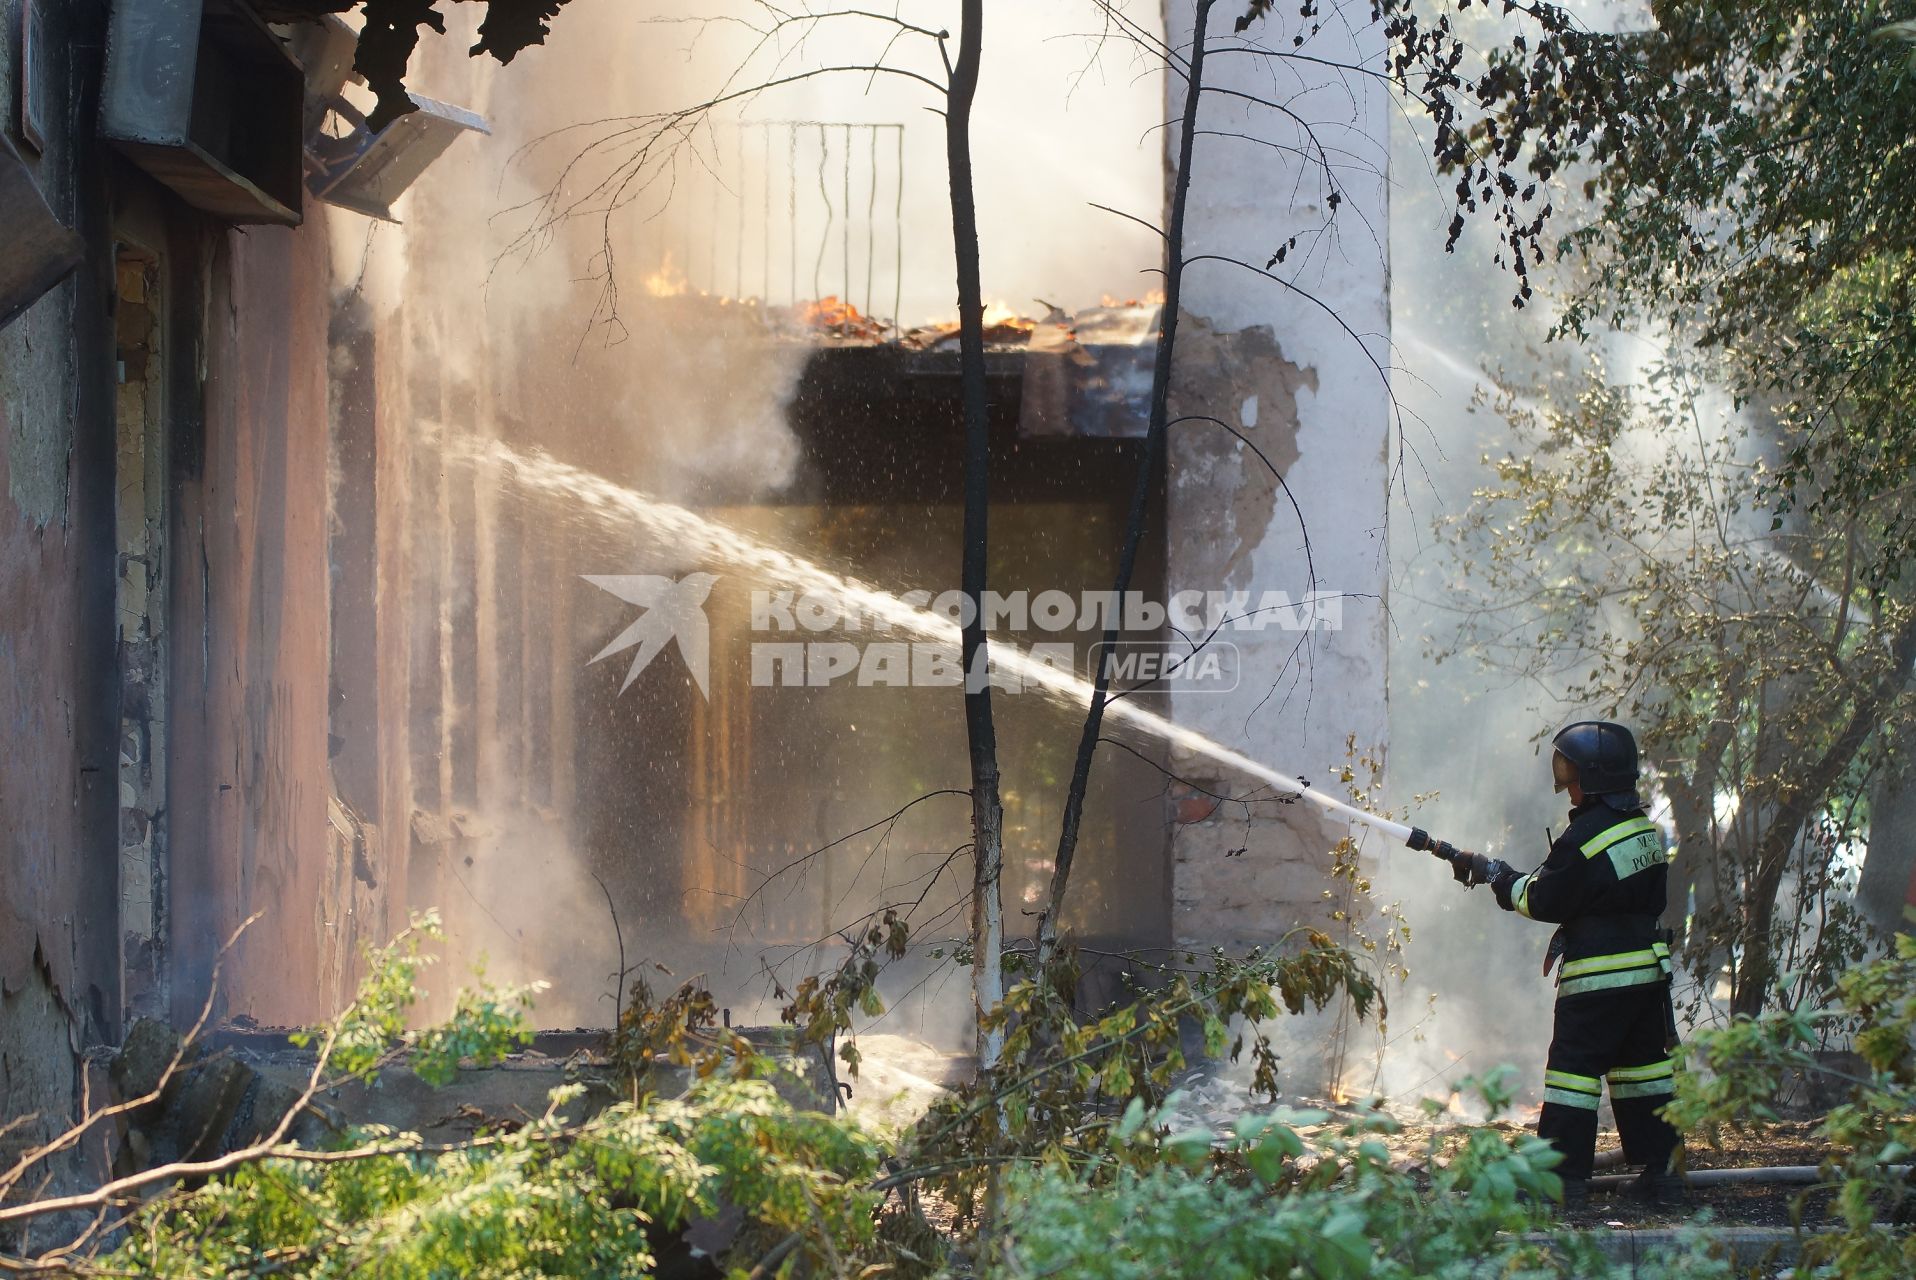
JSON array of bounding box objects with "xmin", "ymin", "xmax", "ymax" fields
[{"xmin": 1590, "ymin": 1164, "xmax": 1912, "ymax": 1190}]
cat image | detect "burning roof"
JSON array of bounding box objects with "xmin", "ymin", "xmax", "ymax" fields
[{"xmin": 631, "ymin": 282, "xmax": 1165, "ymax": 439}]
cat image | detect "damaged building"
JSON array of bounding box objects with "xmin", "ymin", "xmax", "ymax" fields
[{"xmin": 2, "ymin": 0, "xmax": 1399, "ymax": 1192}]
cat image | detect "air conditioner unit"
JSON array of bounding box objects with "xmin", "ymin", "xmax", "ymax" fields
[
  {"xmin": 100, "ymin": 0, "xmax": 305, "ymax": 225},
  {"xmin": 0, "ymin": 134, "xmax": 84, "ymax": 331}
]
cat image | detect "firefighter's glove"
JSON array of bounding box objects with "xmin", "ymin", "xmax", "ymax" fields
[
  {"xmin": 1452, "ymin": 852, "xmax": 1511, "ymax": 890},
  {"xmin": 1450, "ymin": 851, "xmax": 1492, "ymax": 887}
]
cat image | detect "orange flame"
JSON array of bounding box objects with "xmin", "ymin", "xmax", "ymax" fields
[
  {"xmin": 980, "ymin": 301, "xmax": 1023, "ymax": 328},
  {"xmin": 643, "ymin": 251, "xmax": 689, "ymax": 299},
  {"xmin": 799, "ymin": 296, "xmax": 863, "ymax": 327}
]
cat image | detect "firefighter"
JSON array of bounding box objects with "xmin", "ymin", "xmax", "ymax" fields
[{"xmin": 1451, "ymin": 721, "xmax": 1684, "ymax": 1209}]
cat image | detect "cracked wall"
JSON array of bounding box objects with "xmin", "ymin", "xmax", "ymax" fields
[
  {"xmin": 0, "ymin": 954, "xmax": 91, "ymax": 1233},
  {"xmin": 114, "ymin": 249, "xmax": 169, "ymax": 1023}
]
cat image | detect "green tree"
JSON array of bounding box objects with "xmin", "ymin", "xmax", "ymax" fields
[
  {"xmin": 1444, "ymin": 353, "xmax": 1913, "ymax": 1017},
  {"xmin": 1441, "ymin": 1, "xmax": 1916, "ymax": 1015}
]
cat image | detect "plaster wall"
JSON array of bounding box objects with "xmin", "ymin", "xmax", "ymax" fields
[
  {"xmin": 0, "ymin": 8, "xmax": 472, "ymax": 1186},
  {"xmin": 1161, "ymin": 1, "xmax": 1392, "ymax": 951}
]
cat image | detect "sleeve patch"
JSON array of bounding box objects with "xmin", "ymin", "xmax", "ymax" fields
[{"xmin": 1605, "ymin": 831, "xmax": 1666, "ymax": 880}]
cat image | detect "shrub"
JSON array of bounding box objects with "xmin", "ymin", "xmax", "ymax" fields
[
  {"xmin": 1665, "ymin": 929, "xmax": 1916, "ymax": 1279},
  {"xmin": 989, "ymin": 1073, "xmax": 1728, "ymax": 1280}
]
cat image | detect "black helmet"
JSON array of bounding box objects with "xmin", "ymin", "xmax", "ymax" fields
[{"xmin": 1552, "ymin": 721, "xmax": 1639, "ymax": 809}]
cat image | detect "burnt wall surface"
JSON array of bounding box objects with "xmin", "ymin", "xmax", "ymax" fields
[{"xmin": 787, "ymin": 346, "xmax": 1152, "ymax": 506}]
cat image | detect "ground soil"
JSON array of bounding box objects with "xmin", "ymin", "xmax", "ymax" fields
[{"xmin": 1576, "ymin": 1118, "xmax": 1844, "ymax": 1231}]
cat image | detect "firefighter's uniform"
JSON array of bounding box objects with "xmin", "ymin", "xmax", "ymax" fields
[{"xmin": 1488, "ymin": 802, "xmax": 1680, "ymax": 1183}]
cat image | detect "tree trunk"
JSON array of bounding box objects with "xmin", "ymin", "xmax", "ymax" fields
[
  {"xmin": 944, "ymin": 0, "xmax": 1005, "ymax": 1070},
  {"xmin": 1732, "ymin": 834, "xmax": 1794, "ymax": 1017},
  {"xmin": 1036, "ymin": 0, "xmax": 1217, "ymax": 965},
  {"xmin": 1728, "ymin": 611, "xmax": 1916, "ymax": 1016}
]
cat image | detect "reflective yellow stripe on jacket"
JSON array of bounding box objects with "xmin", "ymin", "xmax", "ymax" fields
[{"xmin": 1512, "ymin": 873, "xmax": 1536, "ymax": 919}]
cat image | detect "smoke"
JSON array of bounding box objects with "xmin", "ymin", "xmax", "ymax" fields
[
  {"xmin": 475, "ymin": 0, "xmax": 1164, "ymax": 325},
  {"xmin": 1374, "ymin": 0, "xmax": 1673, "ymax": 1114},
  {"xmin": 313, "ymin": 1, "xmax": 1173, "ymax": 1035},
  {"xmin": 1379, "ymin": 217, "xmax": 1570, "ymax": 1105},
  {"xmin": 313, "ymin": 4, "xmax": 813, "ymax": 1017},
  {"xmin": 337, "ymin": 0, "xmax": 1584, "ymax": 1106},
  {"xmin": 316, "ymin": 0, "xmax": 1640, "ymax": 1120}
]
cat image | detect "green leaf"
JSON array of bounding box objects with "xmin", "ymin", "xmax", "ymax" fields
[{"xmin": 1162, "ymin": 1128, "xmax": 1215, "ymax": 1166}]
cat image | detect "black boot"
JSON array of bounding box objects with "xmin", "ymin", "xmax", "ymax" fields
[
  {"xmin": 1558, "ymin": 1178, "xmax": 1590, "ymax": 1214},
  {"xmin": 1630, "ymin": 1169, "xmax": 1687, "ymax": 1207}
]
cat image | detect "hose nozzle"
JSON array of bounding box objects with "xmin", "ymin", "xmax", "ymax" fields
[{"xmin": 1406, "ymin": 827, "xmax": 1461, "ymax": 862}]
